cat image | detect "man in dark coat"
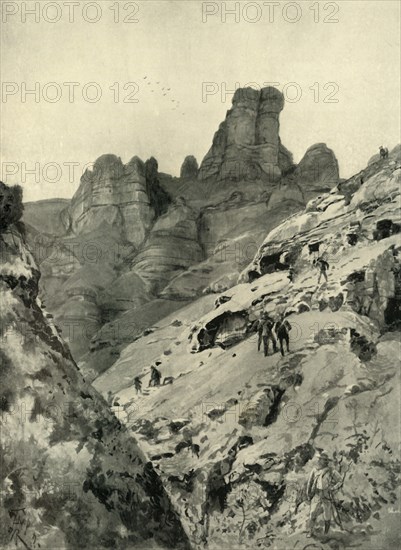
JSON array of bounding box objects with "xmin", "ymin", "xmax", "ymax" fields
[
  {"xmin": 275, "ymin": 317, "xmax": 292, "ymax": 356},
  {"xmin": 257, "ymin": 312, "xmax": 277, "ymax": 356},
  {"xmin": 134, "ymin": 376, "xmax": 142, "ymax": 394},
  {"xmin": 149, "ymin": 365, "xmax": 161, "ymax": 387}
]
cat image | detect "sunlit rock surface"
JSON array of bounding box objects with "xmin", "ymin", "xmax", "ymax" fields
[{"xmin": 93, "ymin": 153, "xmax": 401, "ymax": 550}]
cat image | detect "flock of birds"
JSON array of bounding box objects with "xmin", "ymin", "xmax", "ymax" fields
[{"xmin": 142, "ymin": 76, "xmax": 185, "ymax": 115}]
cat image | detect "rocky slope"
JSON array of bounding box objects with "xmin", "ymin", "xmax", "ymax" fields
[
  {"xmin": 93, "ymin": 149, "xmax": 401, "ymax": 549},
  {"xmin": 23, "ymin": 86, "xmax": 341, "ymax": 380},
  {"xmin": 0, "ymin": 215, "xmax": 189, "ymax": 549}
]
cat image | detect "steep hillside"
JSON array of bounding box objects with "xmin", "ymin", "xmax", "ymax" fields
[
  {"xmin": 93, "ymin": 149, "xmax": 401, "ymax": 549},
  {"xmin": 0, "ymin": 215, "xmax": 189, "ymax": 549},
  {"xmin": 23, "ymin": 87, "xmax": 340, "ymax": 380}
]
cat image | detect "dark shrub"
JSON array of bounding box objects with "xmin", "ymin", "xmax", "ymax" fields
[{"xmin": 0, "ymin": 181, "xmax": 24, "ymax": 233}]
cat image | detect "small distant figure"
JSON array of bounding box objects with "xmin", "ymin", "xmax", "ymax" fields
[
  {"xmin": 149, "ymin": 365, "xmax": 161, "ymax": 387},
  {"xmin": 256, "ymin": 313, "xmax": 264, "ymax": 352},
  {"xmin": 306, "ymin": 450, "xmax": 343, "ymax": 538},
  {"xmin": 106, "ymin": 390, "xmax": 114, "ymax": 406},
  {"xmin": 257, "ymin": 312, "xmax": 277, "ymax": 356},
  {"xmin": 314, "ymin": 257, "xmax": 330, "ymax": 284},
  {"xmin": 134, "ymin": 376, "xmax": 142, "ymax": 394},
  {"xmin": 288, "ymin": 266, "xmax": 295, "ymax": 283},
  {"xmin": 379, "ymin": 146, "xmax": 389, "ymax": 160},
  {"xmin": 191, "ymin": 443, "xmax": 200, "ymax": 458},
  {"xmin": 275, "ymin": 317, "xmax": 292, "ymax": 356}
]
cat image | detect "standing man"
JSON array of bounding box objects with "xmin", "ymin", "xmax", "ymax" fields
[
  {"xmin": 262, "ymin": 313, "xmax": 277, "ymax": 356},
  {"xmin": 275, "ymin": 316, "xmax": 292, "ymax": 356},
  {"xmin": 315, "ymin": 257, "xmax": 330, "ymax": 284},
  {"xmin": 256, "ymin": 312, "xmax": 264, "ymax": 352},
  {"xmin": 134, "ymin": 376, "xmax": 142, "ymax": 394},
  {"xmin": 149, "ymin": 365, "xmax": 161, "ymax": 387},
  {"xmin": 306, "ymin": 450, "xmax": 343, "ymax": 538},
  {"xmin": 106, "ymin": 390, "xmax": 114, "ymax": 406}
]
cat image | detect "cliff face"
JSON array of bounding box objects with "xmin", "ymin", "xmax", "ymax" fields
[
  {"xmin": 0, "ymin": 219, "xmax": 189, "ymax": 549},
  {"xmin": 131, "ymin": 198, "xmax": 204, "ymax": 294},
  {"xmin": 93, "ymin": 150, "xmax": 401, "ymax": 550},
  {"xmin": 65, "ymin": 155, "xmax": 155, "ymax": 247}
]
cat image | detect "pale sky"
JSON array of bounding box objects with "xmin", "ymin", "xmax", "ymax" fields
[{"xmin": 1, "ymin": 0, "xmax": 400, "ymax": 202}]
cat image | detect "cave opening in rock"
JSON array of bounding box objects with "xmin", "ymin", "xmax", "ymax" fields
[
  {"xmin": 248, "ymin": 270, "xmax": 261, "ymax": 283},
  {"xmin": 384, "ymin": 259, "xmax": 401, "ymax": 330},
  {"xmin": 373, "ymin": 219, "xmax": 401, "ymax": 241},
  {"xmin": 197, "ymin": 311, "xmax": 250, "ymax": 351},
  {"xmin": 260, "ymin": 253, "xmax": 289, "ymax": 275},
  {"xmin": 308, "ymin": 242, "xmax": 321, "ymax": 254},
  {"xmin": 347, "ymin": 233, "xmax": 358, "ymax": 246},
  {"xmin": 384, "ymin": 297, "xmax": 401, "ymax": 330},
  {"xmin": 346, "ymin": 270, "xmax": 366, "ymax": 284},
  {"xmin": 264, "ymin": 387, "xmax": 286, "ymax": 426}
]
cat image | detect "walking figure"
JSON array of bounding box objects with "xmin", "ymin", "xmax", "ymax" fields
[
  {"xmin": 306, "ymin": 450, "xmax": 343, "ymax": 538},
  {"xmin": 106, "ymin": 391, "xmax": 114, "ymax": 406},
  {"xmin": 149, "ymin": 365, "xmax": 161, "ymax": 387},
  {"xmin": 315, "ymin": 257, "xmax": 329, "ymax": 284},
  {"xmin": 256, "ymin": 313, "xmax": 264, "ymax": 352},
  {"xmin": 257, "ymin": 312, "xmax": 277, "ymax": 356},
  {"xmin": 275, "ymin": 317, "xmax": 291, "ymax": 356},
  {"xmin": 134, "ymin": 376, "xmax": 142, "ymax": 394}
]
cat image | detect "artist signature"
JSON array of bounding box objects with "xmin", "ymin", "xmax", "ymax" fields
[{"xmin": 8, "ymin": 507, "xmax": 40, "ymax": 549}]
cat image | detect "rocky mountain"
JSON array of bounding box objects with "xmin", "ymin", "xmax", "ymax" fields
[
  {"xmin": 0, "ymin": 211, "xmax": 189, "ymax": 549},
  {"xmin": 22, "ymin": 87, "xmax": 341, "ymax": 381},
  {"xmin": 93, "ymin": 149, "xmax": 401, "ymax": 549},
  {"xmin": 198, "ymin": 87, "xmax": 294, "ymax": 182},
  {"xmin": 180, "ymin": 156, "xmax": 199, "ymax": 179},
  {"xmin": 2, "ymin": 90, "xmax": 400, "ymax": 549}
]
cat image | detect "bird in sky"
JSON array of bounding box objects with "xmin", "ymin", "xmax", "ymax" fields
[{"xmin": 143, "ymin": 76, "xmax": 147, "ymax": 79}]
